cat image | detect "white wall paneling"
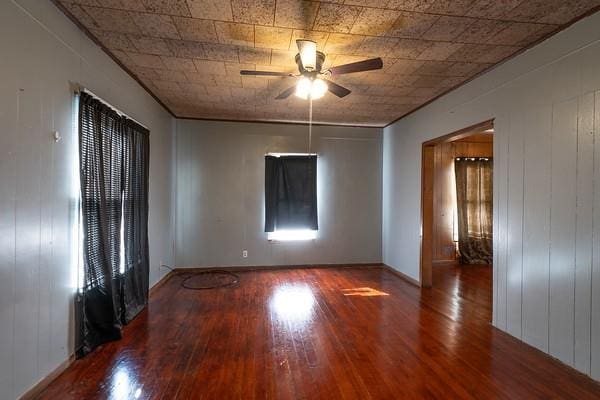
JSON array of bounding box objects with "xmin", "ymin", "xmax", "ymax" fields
[
  {"xmin": 0, "ymin": 1, "xmax": 174, "ymax": 398},
  {"xmin": 383, "ymin": 11, "xmax": 600, "ymax": 380},
  {"xmin": 548, "ymin": 98, "xmax": 578, "ymax": 365},
  {"xmin": 592, "ymin": 91, "xmax": 600, "ymax": 379},
  {"xmin": 521, "ymin": 106, "xmax": 552, "ymax": 353},
  {"xmin": 174, "ymin": 120, "xmax": 383, "ymax": 268},
  {"xmin": 574, "ymin": 92, "xmax": 594, "ymax": 373},
  {"xmin": 505, "ymin": 113, "xmax": 524, "ymax": 338},
  {"xmin": 495, "ymin": 117, "xmax": 509, "ymax": 329}
]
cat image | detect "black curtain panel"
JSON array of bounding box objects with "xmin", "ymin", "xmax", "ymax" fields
[
  {"xmin": 121, "ymin": 120, "xmax": 150, "ymax": 323},
  {"xmin": 76, "ymin": 92, "xmax": 125, "ymax": 357},
  {"xmin": 76, "ymin": 92, "xmax": 150, "ymax": 357},
  {"xmin": 265, "ymin": 155, "xmax": 318, "ymax": 232}
]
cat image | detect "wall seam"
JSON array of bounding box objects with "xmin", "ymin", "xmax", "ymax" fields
[
  {"xmin": 591, "ymin": 91, "xmax": 597, "ymax": 374},
  {"xmin": 505, "ymin": 127, "xmax": 510, "ymax": 329},
  {"xmin": 11, "ymin": 79, "xmax": 20, "ymax": 400},
  {"xmin": 548, "ymin": 103, "xmax": 554, "ymax": 353},
  {"xmin": 35, "ymin": 81, "xmax": 43, "ymax": 384},
  {"xmin": 48, "ymin": 97, "xmax": 57, "ymax": 380},
  {"xmin": 574, "ymin": 93, "xmax": 580, "ymax": 366},
  {"xmin": 520, "ymin": 115, "xmax": 525, "ymax": 340}
]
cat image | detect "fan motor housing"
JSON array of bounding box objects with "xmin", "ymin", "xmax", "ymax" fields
[{"xmin": 295, "ymin": 51, "xmax": 326, "ymax": 75}]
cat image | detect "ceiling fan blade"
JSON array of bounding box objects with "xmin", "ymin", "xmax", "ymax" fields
[
  {"xmin": 328, "ymin": 58, "xmax": 383, "ymax": 75},
  {"xmin": 240, "ymin": 70, "xmax": 293, "ymax": 77},
  {"xmin": 326, "ymin": 81, "xmax": 351, "ymax": 98},
  {"xmin": 275, "ymin": 86, "xmax": 296, "ymax": 100}
]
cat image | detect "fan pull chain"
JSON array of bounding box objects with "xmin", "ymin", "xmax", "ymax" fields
[{"xmin": 308, "ymin": 97, "xmax": 313, "ymax": 153}]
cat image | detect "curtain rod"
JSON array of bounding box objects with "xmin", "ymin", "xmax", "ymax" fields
[{"xmin": 72, "ymin": 82, "xmax": 150, "ymax": 130}]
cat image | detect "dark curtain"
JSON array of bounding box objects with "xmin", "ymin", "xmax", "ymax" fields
[
  {"xmin": 121, "ymin": 121, "xmax": 150, "ymax": 323},
  {"xmin": 455, "ymin": 157, "xmax": 493, "ymax": 264},
  {"xmin": 265, "ymin": 155, "xmax": 318, "ymax": 232},
  {"xmin": 76, "ymin": 92, "xmax": 150, "ymax": 357}
]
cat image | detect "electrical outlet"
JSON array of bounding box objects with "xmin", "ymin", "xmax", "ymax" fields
[{"xmin": 242, "ymin": 250, "xmax": 248, "ymax": 258}]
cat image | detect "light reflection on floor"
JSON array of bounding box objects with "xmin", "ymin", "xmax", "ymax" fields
[
  {"xmin": 449, "ymin": 276, "xmax": 461, "ymax": 321},
  {"xmin": 109, "ymin": 364, "xmax": 143, "ymax": 400},
  {"xmin": 269, "ymin": 284, "xmax": 316, "ymax": 325}
]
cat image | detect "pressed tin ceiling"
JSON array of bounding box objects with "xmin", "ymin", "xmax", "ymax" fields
[{"xmin": 54, "ymin": 0, "xmax": 600, "ymax": 127}]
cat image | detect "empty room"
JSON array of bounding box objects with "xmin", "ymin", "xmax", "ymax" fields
[{"xmin": 2, "ymin": 0, "xmax": 600, "ymax": 399}]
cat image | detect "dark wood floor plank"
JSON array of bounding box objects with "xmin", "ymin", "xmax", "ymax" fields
[{"xmin": 35, "ymin": 265, "xmax": 600, "ymax": 399}]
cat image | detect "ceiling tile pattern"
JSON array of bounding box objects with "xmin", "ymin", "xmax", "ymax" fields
[{"xmin": 56, "ymin": 0, "xmax": 600, "ymax": 126}]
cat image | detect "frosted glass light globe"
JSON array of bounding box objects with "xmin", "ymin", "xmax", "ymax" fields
[{"xmin": 295, "ymin": 78, "xmax": 327, "ymax": 100}]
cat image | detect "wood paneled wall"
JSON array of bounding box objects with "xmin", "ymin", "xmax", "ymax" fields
[
  {"xmin": 432, "ymin": 136, "xmax": 493, "ymax": 263},
  {"xmin": 0, "ymin": 1, "xmax": 174, "ymax": 398},
  {"xmin": 382, "ymin": 10, "xmax": 600, "ymax": 380},
  {"xmin": 174, "ymin": 120, "xmax": 383, "ymax": 268},
  {"xmin": 496, "ymin": 93, "xmax": 598, "ymax": 373}
]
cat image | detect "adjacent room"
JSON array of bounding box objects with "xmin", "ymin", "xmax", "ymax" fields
[
  {"xmin": 2, "ymin": 1, "xmax": 600, "ymax": 399},
  {"xmin": 422, "ymin": 124, "xmax": 494, "ymax": 321}
]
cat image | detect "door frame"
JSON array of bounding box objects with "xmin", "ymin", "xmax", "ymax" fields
[{"xmin": 419, "ymin": 119, "xmax": 494, "ymax": 287}]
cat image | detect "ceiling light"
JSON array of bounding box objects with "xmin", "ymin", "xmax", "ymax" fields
[
  {"xmin": 295, "ymin": 78, "xmax": 327, "ymax": 100},
  {"xmin": 296, "ymin": 39, "xmax": 317, "ymax": 71}
]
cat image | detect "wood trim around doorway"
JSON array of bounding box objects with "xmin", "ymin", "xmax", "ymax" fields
[{"xmin": 419, "ymin": 119, "xmax": 494, "ymax": 288}]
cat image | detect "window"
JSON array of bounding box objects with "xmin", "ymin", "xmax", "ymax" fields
[{"xmin": 264, "ymin": 154, "xmax": 318, "ymax": 241}]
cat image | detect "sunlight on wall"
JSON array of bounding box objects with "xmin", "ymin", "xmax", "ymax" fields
[{"xmin": 69, "ymin": 94, "xmax": 84, "ymax": 291}]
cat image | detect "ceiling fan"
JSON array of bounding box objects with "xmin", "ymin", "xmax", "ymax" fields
[{"xmin": 240, "ymin": 39, "xmax": 383, "ymax": 101}]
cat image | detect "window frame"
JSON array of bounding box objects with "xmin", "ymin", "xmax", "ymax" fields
[{"xmin": 264, "ymin": 152, "xmax": 319, "ymax": 242}]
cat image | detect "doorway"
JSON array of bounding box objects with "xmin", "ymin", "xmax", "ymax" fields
[{"xmin": 420, "ymin": 120, "xmax": 494, "ymax": 319}]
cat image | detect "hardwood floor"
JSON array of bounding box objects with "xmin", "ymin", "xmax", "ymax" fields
[
  {"xmin": 432, "ymin": 262, "xmax": 493, "ymax": 322},
  {"xmin": 36, "ymin": 266, "xmax": 600, "ymax": 399}
]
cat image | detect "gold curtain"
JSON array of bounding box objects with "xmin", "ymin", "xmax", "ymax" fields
[{"xmin": 454, "ymin": 157, "xmax": 493, "ymax": 264}]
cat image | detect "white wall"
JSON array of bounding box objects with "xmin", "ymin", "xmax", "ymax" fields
[
  {"xmin": 383, "ymin": 11, "xmax": 600, "ymax": 379},
  {"xmin": 175, "ymin": 119, "xmax": 382, "ymax": 268},
  {"xmin": 0, "ymin": 1, "xmax": 174, "ymax": 398}
]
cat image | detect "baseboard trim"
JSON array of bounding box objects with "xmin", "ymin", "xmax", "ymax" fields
[
  {"xmin": 382, "ymin": 264, "xmax": 421, "ymax": 287},
  {"xmin": 149, "ymin": 270, "xmax": 175, "ymax": 296},
  {"xmin": 172, "ymin": 263, "xmax": 422, "ymax": 288},
  {"xmin": 18, "ymin": 271, "xmax": 175, "ymax": 399},
  {"xmin": 173, "ymin": 262, "xmax": 384, "ymax": 273},
  {"xmin": 18, "ymin": 353, "xmax": 75, "ymax": 400}
]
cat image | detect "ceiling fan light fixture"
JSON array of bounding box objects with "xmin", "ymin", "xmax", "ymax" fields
[
  {"xmin": 297, "ymin": 39, "xmax": 317, "ymax": 71},
  {"xmin": 295, "ymin": 78, "xmax": 327, "ymax": 100}
]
